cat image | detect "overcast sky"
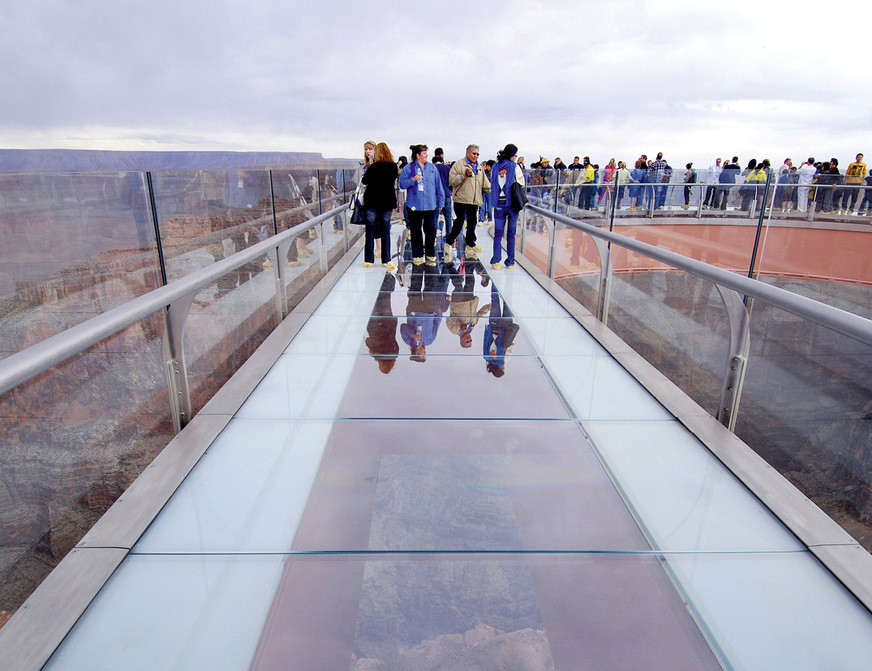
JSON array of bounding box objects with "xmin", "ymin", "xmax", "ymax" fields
[{"xmin": 3, "ymin": 1, "xmax": 871, "ymax": 169}]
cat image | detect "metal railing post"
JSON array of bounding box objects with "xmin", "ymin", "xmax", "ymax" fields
[
  {"xmin": 163, "ymin": 293, "xmax": 197, "ymax": 432},
  {"xmin": 145, "ymin": 172, "xmax": 168, "ymax": 287},
  {"xmin": 547, "ymin": 216, "xmax": 557, "ymax": 279},
  {"xmin": 267, "ymin": 171, "xmax": 287, "ymax": 320},
  {"xmin": 318, "ymin": 221, "xmax": 328, "ymax": 275},
  {"xmin": 714, "ymin": 285, "xmax": 751, "ymax": 430},
  {"xmin": 592, "ymin": 236, "xmax": 613, "ymax": 325},
  {"xmin": 519, "ymin": 206, "xmax": 527, "ymax": 256}
]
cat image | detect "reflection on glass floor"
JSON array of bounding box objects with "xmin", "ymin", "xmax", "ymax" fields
[{"xmin": 45, "ymin": 224, "xmax": 872, "ymax": 670}]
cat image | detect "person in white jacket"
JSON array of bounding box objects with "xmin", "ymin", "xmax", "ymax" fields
[{"xmin": 796, "ymin": 158, "xmax": 817, "ymax": 213}]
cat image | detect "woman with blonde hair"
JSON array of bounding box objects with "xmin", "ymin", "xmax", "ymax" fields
[
  {"xmin": 361, "ymin": 142, "xmax": 399, "ymax": 270},
  {"xmin": 363, "ymin": 140, "xmax": 376, "ymax": 168}
]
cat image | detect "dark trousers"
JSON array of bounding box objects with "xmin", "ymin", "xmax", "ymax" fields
[
  {"xmin": 840, "ymin": 185, "xmax": 861, "ymax": 211},
  {"xmin": 704, "ymin": 185, "xmax": 718, "ymax": 206},
  {"xmin": 581, "ymin": 183, "xmax": 595, "ymax": 209},
  {"xmin": 408, "ymin": 208, "xmax": 438, "ymax": 258},
  {"xmin": 446, "ymin": 202, "xmax": 478, "ymax": 247}
]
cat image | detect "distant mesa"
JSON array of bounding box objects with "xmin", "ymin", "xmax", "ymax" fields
[{"xmin": 0, "ymin": 149, "xmax": 355, "ymax": 172}]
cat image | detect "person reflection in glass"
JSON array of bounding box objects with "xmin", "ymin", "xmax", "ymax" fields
[
  {"xmin": 446, "ymin": 258, "xmax": 489, "ymax": 349},
  {"xmin": 366, "ymin": 273, "xmax": 399, "ymax": 374},
  {"xmin": 484, "ymin": 284, "xmax": 519, "ymax": 377},
  {"xmin": 401, "ymin": 265, "xmax": 448, "ymax": 362},
  {"xmin": 217, "ymin": 169, "xmax": 268, "ymax": 292}
]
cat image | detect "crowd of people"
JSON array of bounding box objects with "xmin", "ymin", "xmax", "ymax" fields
[
  {"xmin": 355, "ymin": 142, "xmax": 871, "ymax": 278},
  {"xmin": 357, "ymin": 141, "xmax": 526, "ymax": 273},
  {"xmin": 520, "ymin": 152, "xmax": 872, "ymax": 215}
]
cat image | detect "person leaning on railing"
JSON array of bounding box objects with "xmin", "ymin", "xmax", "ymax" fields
[
  {"xmin": 716, "ymin": 157, "xmax": 741, "ymax": 210},
  {"xmin": 615, "ymin": 161, "xmax": 633, "ymax": 208},
  {"xmin": 796, "ymin": 158, "xmax": 817, "ymax": 213}
]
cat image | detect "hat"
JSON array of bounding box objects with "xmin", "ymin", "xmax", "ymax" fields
[{"xmin": 541, "ymin": 157, "xmax": 550, "ymax": 164}]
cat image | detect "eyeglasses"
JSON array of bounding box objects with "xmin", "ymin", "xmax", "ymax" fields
[{"xmin": 471, "ymin": 152, "xmax": 479, "ymax": 156}]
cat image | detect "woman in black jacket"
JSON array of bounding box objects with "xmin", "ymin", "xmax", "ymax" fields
[{"xmin": 361, "ymin": 142, "xmax": 399, "ymax": 270}]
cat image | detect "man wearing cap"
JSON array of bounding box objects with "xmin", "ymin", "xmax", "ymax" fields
[{"xmin": 447, "ymin": 144, "xmax": 491, "ymax": 262}]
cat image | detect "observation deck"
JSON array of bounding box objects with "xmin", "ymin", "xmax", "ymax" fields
[{"xmin": 1, "ymin": 168, "xmax": 871, "ymax": 670}]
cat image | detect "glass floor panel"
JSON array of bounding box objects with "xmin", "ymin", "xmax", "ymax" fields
[
  {"xmin": 133, "ymin": 419, "xmax": 649, "ymax": 555},
  {"xmin": 45, "ymin": 225, "xmax": 872, "ymax": 670},
  {"xmin": 44, "ymin": 552, "xmax": 872, "ymax": 671}
]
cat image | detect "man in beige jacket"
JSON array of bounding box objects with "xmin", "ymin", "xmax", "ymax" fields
[{"xmin": 446, "ymin": 144, "xmax": 491, "ymax": 262}]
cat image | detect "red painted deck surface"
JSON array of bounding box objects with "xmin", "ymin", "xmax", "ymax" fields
[{"xmin": 522, "ymin": 219, "xmax": 872, "ymax": 285}]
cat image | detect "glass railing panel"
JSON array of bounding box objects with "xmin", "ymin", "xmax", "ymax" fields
[
  {"xmin": 149, "ymin": 169, "xmax": 279, "ymax": 415},
  {"xmin": 272, "ymin": 169, "xmax": 329, "ymax": 311},
  {"xmin": 317, "ymin": 168, "xmax": 362, "ymax": 271},
  {"xmin": 550, "ymin": 221, "xmax": 602, "ymax": 317},
  {"xmin": 736, "ymin": 280, "xmax": 872, "ymax": 551},
  {"xmin": 0, "ymin": 313, "xmax": 173, "ymax": 613},
  {"xmin": 603, "ymin": 256, "xmax": 731, "ymax": 417},
  {"xmin": 151, "ymin": 169, "xmax": 274, "ymax": 282},
  {"xmin": 519, "ymin": 208, "xmax": 552, "ymax": 276},
  {"xmin": 184, "ymin": 264, "xmax": 279, "ymax": 416},
  {"xmin": 0, "ymin": 172, "xmax": 161, "ymax": 359}
]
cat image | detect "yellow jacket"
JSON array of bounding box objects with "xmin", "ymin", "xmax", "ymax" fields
[{"xmin": 846, "ymin": 161, "xmax": 867, "ymax": 185}]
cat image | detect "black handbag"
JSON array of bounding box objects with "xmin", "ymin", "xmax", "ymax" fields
[
  {"xmin": 349, "ymin": 181, "xmax": 366, "ymax": 225},
  {"xmin": 510, "ymin": 179, "xmax": 528, "ymax": 213},
  {"xmin": 350, "ymin": 199, "xmax": 366, "ymax": 225}
]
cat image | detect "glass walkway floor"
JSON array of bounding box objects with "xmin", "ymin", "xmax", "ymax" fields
[{"xmin": 37, "ymin": 225, "xmax": 872, "ymax": 670}]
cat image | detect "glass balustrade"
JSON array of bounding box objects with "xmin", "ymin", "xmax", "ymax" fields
[
  {"xmin": 0, "ymin": 166, "xmax": 361, "ymax": 613},
  {"xmin": 516, "ymin": 175, "xmax": 872, "ymax": 557}
]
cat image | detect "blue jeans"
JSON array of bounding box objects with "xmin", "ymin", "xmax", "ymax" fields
[
  {"xmin": 491, "ymin": 203, "xmax": 519, "ymax": 266},
  {"xmin": 437, "ymin": 194, "xmax": 453, "ymax": 235},
  {"xmin": 480, "ymin": 199, "xmax": 493, "ymax": 222},
  {"xmin": 365, "ymin": 207, "xmax": 392, "ymax": 263}
]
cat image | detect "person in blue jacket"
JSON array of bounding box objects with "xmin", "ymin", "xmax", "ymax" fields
[
  {"xmin": 489, "ymin": 143, "xmax": 526, "ymax": 269},
  {"xmin": 483, "ymin": 284, "xmax": 519, "ymax": 377},
  {"xmin": 401, "ymin": 265, "xmax": 448, "ymax": 362},
  {"xmin": 399, "ymin": 144, "xmax": 445, "ymax": 266}
]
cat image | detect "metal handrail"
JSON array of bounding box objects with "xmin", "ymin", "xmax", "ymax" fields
[
  {"xmin": 0, "ymin": 203, "xmax": 350, "ymax": 399},
  {"xmin": 526, "ymin": 203, "xmax": 872, "ymax": 348}
]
